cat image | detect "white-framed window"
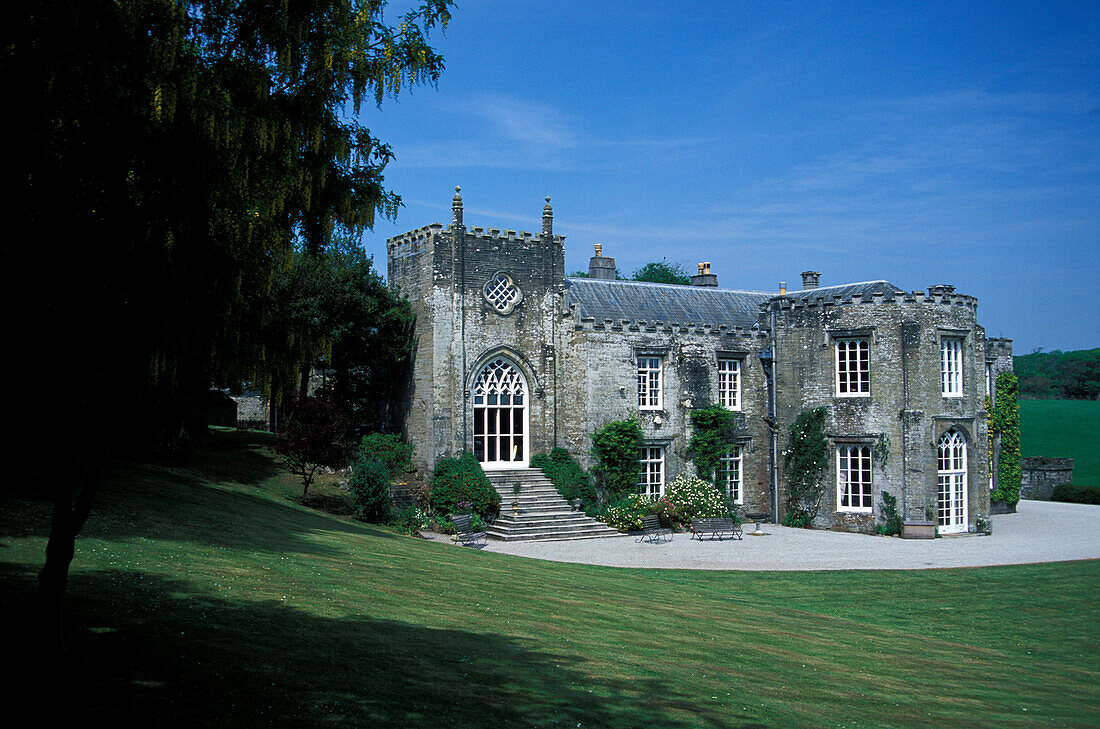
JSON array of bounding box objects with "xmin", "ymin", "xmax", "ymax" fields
[
  {"xmin": 637, "ymin": 356, "xmax": 663, "ymax": 409},
  {"xmin": 717, "ymin": 358, "xmax": 741, "ymax": 410},
  {"xmin": 941, "ymin": 337, "xmax": 964, "ymax": 396},
  {"xmin": 637, "ymin": 446, "xmax": 665, "ymax": 498},
  {"xmin": 985, "ymin": 362, "xmax": 993, "ymax": 398},
  {"xmin": 937, "ymin": 429, "xmax": 968, "ymax": 534},
  {"xmin": 835, "ymin": 338, "xmax": 870, "ymax": 397},
  {"xmin": 837, "ymin": 444, "xmax": 873, "ymax": 512},
  {"xmin": 720, "ymin": 446, "xmax": 743, "ymax": 504}
]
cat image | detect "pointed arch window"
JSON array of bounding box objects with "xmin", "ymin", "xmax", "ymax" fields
[
  {"xmin": 937, "ymin": 430, "xmax": 968, "ymax": 533},
  {"xmin": 472, "ymin": 358, "xmax": 528, "ymax": 467}
]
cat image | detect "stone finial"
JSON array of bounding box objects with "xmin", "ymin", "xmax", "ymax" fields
[
  {"xmin": 542, "ymin": 196, "xmax": 553, "ymax": 236},
  {"xmin": 452, "ymin": 186, "xmax": 463, "ymax": 228},
  {"xmin": 801, "ymin": 270, "xmax": 820, "ymax": 290}
]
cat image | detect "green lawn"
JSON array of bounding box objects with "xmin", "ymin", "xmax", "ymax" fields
[
  {"xmin": 2, "ymin": 430, "xmax": 1097, "ymax": 728},
  {"xmin": 1021, "ymin": 399, "xmax": 1100, "ymax": 486}
]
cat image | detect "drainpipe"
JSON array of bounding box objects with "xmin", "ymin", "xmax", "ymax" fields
[{"xmin": 758, "ymin": 343, "xmax": 779, "ymax": 523}]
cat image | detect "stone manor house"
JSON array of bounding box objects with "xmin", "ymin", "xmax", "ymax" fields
[{"xmin": 387, "ymin": 190, "xmax": 1014, "ymax": 536}]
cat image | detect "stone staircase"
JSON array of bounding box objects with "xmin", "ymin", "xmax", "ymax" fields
[{"xmin": 484, "ymin": 469, "xmax": 624, "ymax": 542}]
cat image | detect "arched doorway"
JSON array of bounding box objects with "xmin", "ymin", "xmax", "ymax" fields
[
  {"xmin": 937, "ymin": 429, "xmax": 968, "ymax": 534},
  {"xmin": 472, "ymin": 357, "xmax": 528, "ymax": 469}
]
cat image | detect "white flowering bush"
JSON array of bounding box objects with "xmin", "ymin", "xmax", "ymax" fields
[
  {"xmin": 603, "ymin": 494, "xmax": 659, "ymax": 531},
  {"xmin": 659, "ymin": 474, "xmax": 730, "ymax": 528}
]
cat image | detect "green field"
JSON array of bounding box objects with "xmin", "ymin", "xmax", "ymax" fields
[
  {"xmin": 1021, "ymin": 399, "xmax": 1100, "ymax": 486},
  {"xmin": 2, "ymin": 430, "xmax": 1097, "ymax": 728}
]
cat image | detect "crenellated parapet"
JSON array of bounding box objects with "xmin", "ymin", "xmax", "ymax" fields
[
  {"xmin": 761, "ymin": 288, "xmax": 978, "ymax": 315},
  {"xmin": 387, "ymin": 223, "xmax": 444, "ymax": 250}
]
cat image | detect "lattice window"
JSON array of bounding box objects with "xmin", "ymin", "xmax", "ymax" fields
[
  {"xmin": 720, "ymin": 446, "xmax": 743, "ymax": 504},
  {"xmin": 472, "ymin": 358, "xmax": 526, "ymax": 465},
  {"xmin": 718, "ymin": 358, "xmax": 741, "ymax": 410},
  {"xmin": 637, "ymin": 357, "xmax": 662, "ymax": 409},
  {"xmin": 941, "ymin": 337, "xmax": 964, "ymax": 396},
  {"xmin": 482, "ymin": 272, "xmax": 522, "ymax": 315},
  {"xmin": 837, "ymin": 444, "xmax": 873, "ymax": 512},
  {"xmin": 637, "ymin": 446, "xmax": 665, "ymax": 498},
  {"xmin": 835, "ymin": 338, "xmax": 870, "ymax": 396},
  {"xmin": 937, "ymin": 430, "xmax": 968, "ymax": 533}
]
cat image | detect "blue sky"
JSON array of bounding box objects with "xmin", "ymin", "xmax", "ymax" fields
[{"xmin": 357, "ymin": 0, "xmax": 1099, "ymax": 354}]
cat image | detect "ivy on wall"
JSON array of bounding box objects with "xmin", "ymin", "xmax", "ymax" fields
[
  {"xmin": 591, "ymin": 417, "xmax": 644, "ymax": 500},
  {"xmin": 989, "ymin": 372, "xmax": 1021, "ymax": 506},
  {"xmin": 783, "ymin": 407, "xmax": 829, "ymax": 528},
  {"xmin": 687, "ymin": 405, "xmax": 739, "ymax": 488}
]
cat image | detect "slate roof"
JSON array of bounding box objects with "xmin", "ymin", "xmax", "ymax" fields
[
  {"xmin": 564, "ymin": 278, "xmax": 772, "ymax": 329},
  {"xmin": 782, "ymin": 280, "xmax": 905, "ymax": 302},
  {"xmin": 563, "ymin": 278, "xmax": 906, "ymax": 330}
]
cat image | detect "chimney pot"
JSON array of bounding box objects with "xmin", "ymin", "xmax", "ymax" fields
[
  {"xmin": 780, "ymin": 282, "xmax": 787, "ymax": 295},
  {"xmin": 588, "ymin": 243, "xmax": 616, "ymax": 280}
]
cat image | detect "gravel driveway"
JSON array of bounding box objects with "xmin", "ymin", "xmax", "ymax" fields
[{"xmin": 468, "ymin": 499, "xmax": 1100, "ymax": 570}]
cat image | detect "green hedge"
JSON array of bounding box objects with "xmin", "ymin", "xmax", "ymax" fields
[
  {"xmin": 531, "ymin": 448, "xmax": 597, "ymax": 508},
  {"xmin": 1051, "ymin": 484, "xmax": 1100, "ymax": 505},
  {"xmin": 429, "ymin": 452, "xmax": 500, "ymax": 518}
]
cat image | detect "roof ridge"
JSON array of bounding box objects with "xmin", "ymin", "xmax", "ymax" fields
[{"xmin": 565, "ymin": 277, "xmax": 773, "ymax": 296}]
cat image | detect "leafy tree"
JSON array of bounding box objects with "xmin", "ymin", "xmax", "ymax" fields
[
  {"xmin": 687, "ymin": 405, "xmax": 739, "ymax": 488},
  {"xmin": 269, "ymin": 239, "xmax": 414, "ymax": 431},
  {"xmin": 989, "ymin": 373, "xmax": 1022, "ymax": 506},
  {"xmin": 275, "ymin": 394, "xmax": 351, "ymax": 500},
  {"xmin": 350, "ymin": 456, "xmax": 393, "ymax": 523},
  {"xmin": 591, "ymin": 417, "xmax": 644, "ymax": 500},
  {"xmin": 632, "ymin": 259, "xmax": 691, "ymax": 285},
  {"xmin": 4, "ymin": 0, "xmax": 452, "ymax": 651},
  {"xmin": 783, "ymin": 407, "xmax": 829, "ymax": 527}
]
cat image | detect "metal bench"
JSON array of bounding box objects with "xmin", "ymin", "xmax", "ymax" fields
[
  {"xmin": 636, "ymin": 515, "xmax": 673, "ymax": 543},
  {"xmin": 689, "ymin": 517, "xmax": 743, "ymax": 541},
  {"xmin": 450, "ymin": 513, "xmax": 487, "ymax": 547}
]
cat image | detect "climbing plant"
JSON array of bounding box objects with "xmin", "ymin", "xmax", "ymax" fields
[
  {"xmin": 989, "ymin": 372, "xmax": 1021, "ymax": 506},
  {"xmin": 687, "ymin": 405, "xmax": 739, "ymax": 488},
  {"xmin": 783, "ymin": 407, "xmax": 829, "ymax": 528},
  {"xmin": 591, "ymin": 417, "xmax": 644, "ymax": 500}
]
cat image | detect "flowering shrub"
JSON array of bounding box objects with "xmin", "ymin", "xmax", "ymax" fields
[
  {"xmin": 603, "ymin": 494, "xmax": 659, "ymax": 531},
  {"xmin": 659, "ymin": 474, "xmax": 731, "ymax": 528}
]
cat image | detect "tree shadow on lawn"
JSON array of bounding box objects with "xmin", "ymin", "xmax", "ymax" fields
[
  {"xmin": 2, "ymin": 459, "xmax": 401, "ymax": 559},
  {"xmin": 3, "ymin": 563, "xmax": 766, "ymax": 729}
]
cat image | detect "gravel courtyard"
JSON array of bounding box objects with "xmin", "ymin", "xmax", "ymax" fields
[{"xmin": 464, "ymin": 499, "xmax": 1100, "ymax": 570}]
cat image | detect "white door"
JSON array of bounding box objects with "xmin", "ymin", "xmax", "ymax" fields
[
  {"xmin": 472, "ymin": 358, "xmax": 528, "ymax": 469},
  {"xmin": 937, "ymin": 430, "xmax": 968, "ymax": 534}
]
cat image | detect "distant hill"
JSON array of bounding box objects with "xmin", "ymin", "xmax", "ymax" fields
[{"xmin": 1014, "ymin": 348, "xmax": 1100, "ymax": 400}]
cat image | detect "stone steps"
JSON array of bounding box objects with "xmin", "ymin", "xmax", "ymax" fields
[{"xmin": 484, "ymin": 468, "xmax": 624, "ymax": 542}]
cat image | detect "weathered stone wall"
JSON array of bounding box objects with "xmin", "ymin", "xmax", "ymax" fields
[
  {"xmin": 559, "ymin": 316, "xmax": 773, "ymax": 514},
  {"xmin": 1021, "ymin": 457, "xmax": 1074, "ymax": 500},
  {"xmin": 766, "ymin": 288, "xmax": 991, "ymax": 533},
  {"xmin": 388, "ymin": 208, "xmax": 566, "ymax": 472}
]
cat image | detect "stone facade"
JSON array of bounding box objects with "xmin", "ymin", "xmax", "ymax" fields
[{"xmin": 387, "ymin": 191, "xmax": 1013, "ymax": 535}]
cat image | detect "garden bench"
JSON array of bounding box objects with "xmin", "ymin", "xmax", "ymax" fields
[
  {"xmin": 635, "ymin": 515, "xmax": 673, "ymax": 543},
  {"xmin": 450, "ymin": 514, "xmax": 487, "ymax": 548},
  {"xmin": 689, "ymin": 517, "xmax": 742, "ymax": 541}
]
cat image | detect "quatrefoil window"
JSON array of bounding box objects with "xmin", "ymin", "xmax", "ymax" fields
[{"xmin": 483, "ymin": 272, "xmax": 523, "ymax": 315}]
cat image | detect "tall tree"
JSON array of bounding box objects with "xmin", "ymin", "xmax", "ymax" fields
[
  {"xmin": 3, "ymin": 0, "xmax": 451, "ymax": 652},
  {"xmin": 632, "ymin": 259, "xmax": 691, "ymax": 285}
]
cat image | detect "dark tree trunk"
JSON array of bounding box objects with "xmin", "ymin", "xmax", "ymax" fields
[{"xmin": 36, "ymin": 390, "xmax": 112, "ymax": 654}]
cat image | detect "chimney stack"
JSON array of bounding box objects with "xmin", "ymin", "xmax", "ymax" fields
[
  {"xmin": 801, "ymin": 271, "xmax": 820, "ymax": 290},
  {"xmin": 588, "ymin": 243, "xmax": 616, "ymax": 280},
  {"xmin": 691, "ymin": 261, "xmax": 718, "ymax": 287}
]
